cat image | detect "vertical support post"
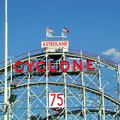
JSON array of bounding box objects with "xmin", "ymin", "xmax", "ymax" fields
[
  {"xmin": 45, "ymin": 52, "xmax": 49, "ymax": 120},
  {"xmin": 98, "ymin": 56, "xmax": 105, "ymax": 120},
  {"xmin": 116, "ymin": 64, "xmax": 120, "ymax": 119},
  {"xmin": 8, "ymin": 58, "xmax": 13, "ymax": 120},
  {"xmin": 98, "ymin": 56, "xmax": 102, "ymax": 119},
  {"xmin": 80, "ymin": 50, "xmax": 82, "ymax": 58},
  {"xmin": 63, "ymin": 72, "xmax": 67, "ymax": 120},
  {"xmin": 80, "ymin": 51, "xmax": 86, "ymax": 120},
  {"xmin": 101, "ymin": 89, "xmax": 105, "ymax": 120},
  {"xmin": 117, "ymin": 64, "xmax": 120, "ymax": 102},
  {"xmin": 81, "ymin": 71, "xmax": 86, "ymax": 120},
  {"xmin": 98, "ymin": 70, "xmax": 105, "ymax": 120},
  {"xmin": 4, "ymin": 0, "xmax": 8, "ymax": 119},
  {"xmin": 98, "ymin": 70, "xmax": 102, "ymax": 119},
  {"xmin": 27, "ymin": 52, "xmax": 31, "ymax": 119},
  {"xmin": 63, "ymin": 52, "xmax": 67, "ymax": 120}
]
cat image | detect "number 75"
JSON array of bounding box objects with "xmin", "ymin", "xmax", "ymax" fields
[{"xmin": 49, "ymin": 93, "xmax": 64, "ymax": 108}]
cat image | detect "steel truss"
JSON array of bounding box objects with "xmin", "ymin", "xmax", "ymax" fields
[{"xmin": 0, "ymin": 49, "xmax": 120, "ymax": 120}]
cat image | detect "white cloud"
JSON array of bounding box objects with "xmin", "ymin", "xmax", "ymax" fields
[{"xmin": 102, "ymin": 48, "xmax": 120, "ymax": 62}]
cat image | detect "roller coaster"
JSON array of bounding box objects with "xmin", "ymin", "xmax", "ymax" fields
[{"xmin": 0, "ymin": 46, "xmax": 120, "ymax": 120}]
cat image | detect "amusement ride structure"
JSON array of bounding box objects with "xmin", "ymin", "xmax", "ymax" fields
[
  {"xmin": 0, "ymin": 0, "xmax": 120, "ymax": 119},
  {"xmin": 0, "ymin": 36, "xmax": 120, "ymax": 120}
]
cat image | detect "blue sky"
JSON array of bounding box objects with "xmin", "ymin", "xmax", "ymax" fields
[{"xmin": 0, "ymin": 0, "xmax": 120, "ymax": 63}]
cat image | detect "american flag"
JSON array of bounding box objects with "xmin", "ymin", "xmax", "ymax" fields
[
  {"xmin": 63, "ymin": 28, "xmax": 70, "ymax": 33},
  {"xmin": 47, "ymin": 28, "xmax": 54, "ymax": 33}
]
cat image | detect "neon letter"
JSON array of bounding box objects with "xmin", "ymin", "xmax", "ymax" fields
[
  {"xmin": 73, "ymin": 60, "xmax": 83, "ymax": 71},
  {"xmin": 49, "ymin": 61, "xmax": 58, "ymax": 71},
  {"xmin": 86, "ymin": 60, "xmax": 95, "ymax": 71},
  {"xmin": 14, "ymin": 61, "xmax": 24, "ymax": 72},
  {"xmin": 36, "ymin": 61, "xmax": 46, "ymax": 71},
  {"xmin": 60, "ymin": 61, "xmax": 70, "ymax": 71},
  {"xmin": 26, "ymin": 61, "xmax": 35, "ymax": 72}
]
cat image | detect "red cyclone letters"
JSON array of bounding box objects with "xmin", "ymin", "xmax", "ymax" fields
[
  {"xmin": 26, "ymin": 61, "xmax": 35, "ymax": 72},
  {"xmin": 59, "ymin": 61, "xmax": 70, "ymax": 71},
  {"xmin": 14, "ymin": 60, "xmax": 95, "ymax": 72},
  {"xmin": 36, "ymin": 61, "xmax": 46, "ymax": 71},
  {"xmin": 86, "ymin": 60, "xmax": 95, "ymax": 71},
  {"xmin": 73, "ymin": 60, "xmax": 82, "ymax": 71},
  {"xmin": 14, "ymin": 61, "xmax": 24, "ymax": 72}
]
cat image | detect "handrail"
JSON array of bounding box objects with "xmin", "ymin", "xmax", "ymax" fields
[{"xmin": 0, "ymin": 48, "xmax": 119, "ymax": 68}]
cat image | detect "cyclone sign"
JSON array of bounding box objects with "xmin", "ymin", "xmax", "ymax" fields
[{"xmin": 13, "ymin": 60, "xmax": 95, "ymax": 72}]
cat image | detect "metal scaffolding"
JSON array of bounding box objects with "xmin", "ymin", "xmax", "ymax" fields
[
  {"xmin": 0, "ymin": 48, "xmax": 119, "ymax": 120},
  {"xmin": 1, "ymin": 0, "xmax": 120, "ymax": 119}
]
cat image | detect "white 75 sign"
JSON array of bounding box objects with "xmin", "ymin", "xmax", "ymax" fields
[{"xmin": 49, "ymin": 93, "xmax": 64, "ymax": 108}]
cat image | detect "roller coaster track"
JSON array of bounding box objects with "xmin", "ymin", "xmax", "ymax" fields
[
  {"xmin": 42, "ymin": 109, "xmax": 120, "ymax": 120},
  {"xmin": 0, "ymin": 50, "xmax": 119, "ymax": 119},
  {"xmin": 0, "ymin": 51, "xmax": 119, "ymax": 73},
  {"xmin": 0, "ymin": 81, "xmax": 118, "ymax": 106},
  {"xmin": 0, "ymin": 81, "xmax": 118, "ymax": 119}
]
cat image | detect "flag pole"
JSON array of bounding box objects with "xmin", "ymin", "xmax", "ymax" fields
[
  {"xmin": 46, "ymin": 27, "xmax": 47, "ymax": 41},
  {"xmin": 4, "ymin": 0, "xmax": 8, "ymax": 119},
  {"xmin": 62, "ymin": 32, "xmax": 64, "ymax": 40}
]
